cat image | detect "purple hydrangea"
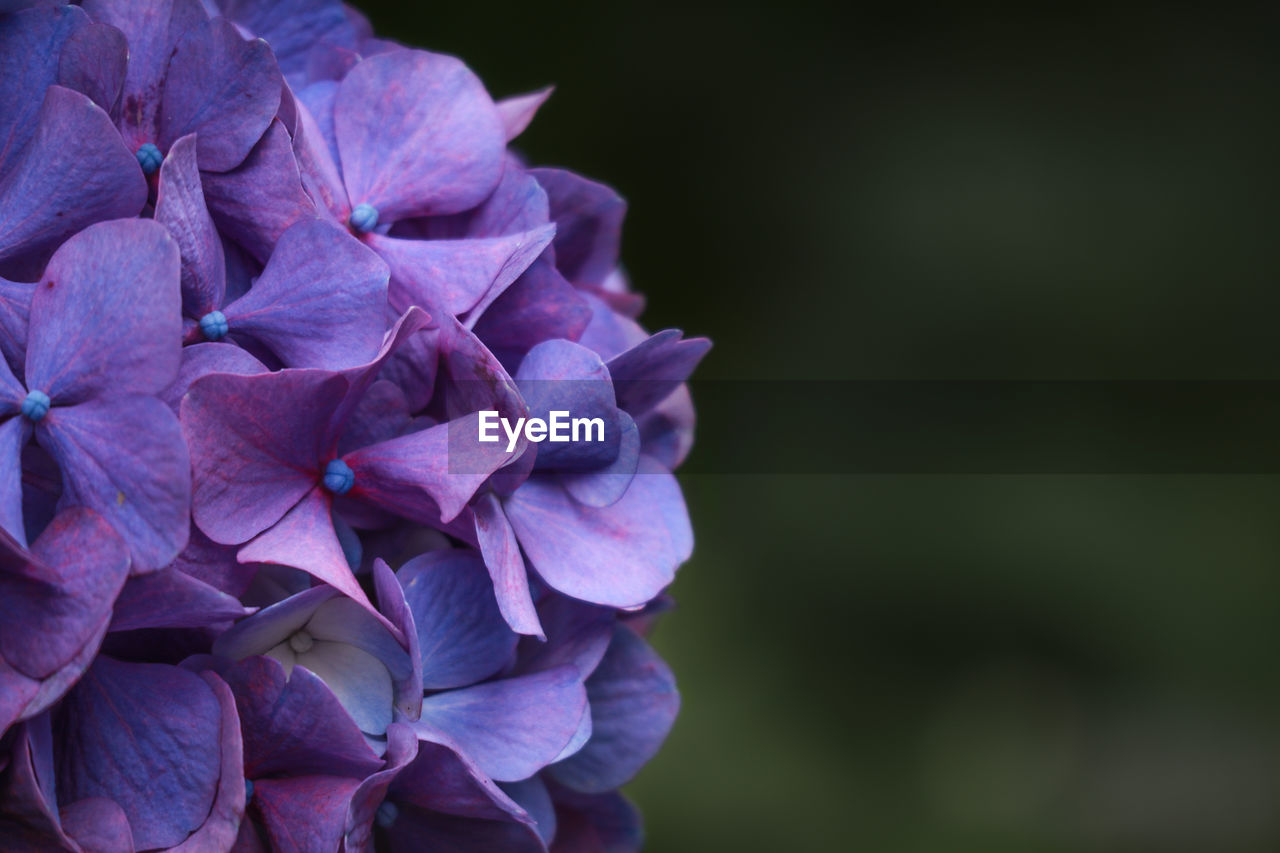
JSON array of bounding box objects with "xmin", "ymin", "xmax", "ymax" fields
[{"xmin": 0, "ymin": 2, "xmax": 707, "ymax": 851}]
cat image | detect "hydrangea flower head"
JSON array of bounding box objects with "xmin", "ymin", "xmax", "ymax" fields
[{"xmin": 0, "ymin": 2, "xmax": 708, "ymax": 850}]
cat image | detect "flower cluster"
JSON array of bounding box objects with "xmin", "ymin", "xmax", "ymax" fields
[{"xmin": 0, "ymin": 2, "xmax": 707, "ymax": 850}]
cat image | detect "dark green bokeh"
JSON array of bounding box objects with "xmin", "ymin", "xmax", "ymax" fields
[{"xmin": 358, "ymin": 3, "xmax": 1280, "ymax": 850}]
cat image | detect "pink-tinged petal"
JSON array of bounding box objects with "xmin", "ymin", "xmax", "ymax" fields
[
  {"xmin": 168, "ymin": 672, "xmax": 248, "ymax": 853},
  {"xmin": 548, "ymin": 627, "xmax": 679, "ymax": 793},
  {"xmin": 345, "ymin": 413, "xmax": 513, "ymax": 525},
  {"xmin": 159, "ymin": 17, "xmax": 282, "ymax": 172},
  {"xmin": 398, "ymin": 548, "xmax": 518, "ymax": 689},
  {"xmin": 202, "ymin": 120, "xmax": 317, "ymax": 263},
  {"xmin": 373, "ymin": 225, "xmax": 555, "ymax": 317},
  {"xmin": 54, "ymin": 658, "xmax": 226, "ymax": 850},
  {"xmin": 59, "ymin": 797, "xmax": 134, "ymax": 853},
  {"xmin": 0, "ymin": 275, "xmax": 34, "ymax": 371},
  {"xmin": 56, "ymin": 20, "xmax": 127, "ymax": 118},
  {"xmin": 416, "ymin": 666, "xmax": 588, "ymax": 782},
  {"xmin": 223, "ymin": 653, "xmax": 383, "ymax": 779},
  {"xmin": 109, "ymin": 569, "xmax": 250, "ymax": 631},
  {"xmin": 530, "ymin": 168, "xmax": 626, "ymax": 289},
  {"xmin": 0, "ymin": 507, "xmax": 127, "ymax": 680},
  {"xmin": 39, "ymin": 396, "xmax": 190, "ymax": 572},
  {"xmin": 82, "ymin": 0, "xmax": 208, "ymax": 149},
  {"xmin": 237, "ymin": 485, "xmax": 373, "ymax": 611},
  {"xmin": 473, "ymin": 492, "xmax": 543, "ymax": 638},
  {"xmin": 253, "ymin": 776, "xmax": 363, "ymax": 853},
  {"xmin": 161, "ymin": 341, "xmax": 267, "ymax": 411},
  {"xmin": 496, "ymin": 86, "xmax": 553, "ymax": 142},
  {"xmin": 504, "ymin": 457, "xmax": 691, "ymax": 608},
  {"xmin": 0, "ymin": 87, "xmax": 147, "ymax": 269},
  {"xmin": 0, "ymin": 417, "xmax": 30, "ymax": 545},
  {"xmin": 156, "ymin": 133, "xmax": 226, "ymax": 316},
  {"xmin": 0, "ymin": 5, "xmax": 88, "ymax": 172},
  {"xmin": 606, "ymin": 330, "xmax": 711, "ymax": 417},
  {"xmin": 183, "ymin": 368, "xmax": 343, "ymax": 544},
  {"xmin": 343, "ymin": 722, "xmax": 418, "ymax": 852},
  {"xmin": 26, "ymin": 218, "xmax": 180, "ymax": 403},
  {"xmin": 224, "ymin": 218, "xmax": 389, "ymax": 368},
  {"xmin": 335, "ymin": 50, "xmax": 505, "ymax": 220}
]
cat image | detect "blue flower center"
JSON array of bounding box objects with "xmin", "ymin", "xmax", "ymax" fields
[
  {"xmin": 348, "ymin": 203, "xmax": 379, "ymax": 233},
  {"xmin": 20, "ymin": 389, "xmax": 50, "ymax": 422},
  {"xmin": 323, "ymin": 458, "xmax": 355, "ymax": 495},
  {"xmin": 199, "ymin": 310, "xmax": 229, "ymax": 342},
  {"xmin": 135, "ymin": 142, "xmax": 162, "ymax": 175},
  {"xmin": 244, "ymin": 779, "xmax": 254, "ymax": 803},
  {"xmin": 375, "ymin": 801, "xmax": 399, "ymax": 829}
]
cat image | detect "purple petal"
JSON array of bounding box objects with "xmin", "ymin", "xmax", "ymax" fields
[
  {"xmin": 500, "ymin": 776, "xmax": 557, "ymax": 846},
  {"xmin": 161, "ymin": 341, "xmax": 267, "ymax": 411},
  {"xmin": 0, "ymin": 507, "xmax": 128, "ymax": 680},
  {"xmin": 156, "ymin": 133, "xmax": 226, "ymax": 316},
  {"xmin": 292, "ymin": 81, "xmax": 347, "ymax": 216},
  {"xmin": 412, "ymin": 161, "xmax": 550, "ymax": 241},
  {"xmin": 606, "ymin": 330, "xmax": 711, "ymax": 417},
  {"xmin": 222, "ymin": 654, "xmax": 383, "ymax": 779},
  {"xmin": 530, "ymin": 168, "xmax": 626, "ymax": 289},
  {"xmin": 82, "ymin": 0, "xmax": 208, "ymax": 149},
  {"xmin": 56, "ymin": 20, "xmax": 128, "ymax": 117},
  {"xmin": 109, "ymin": 569, "xmax": 250, "ymax": 631},
  {"xmin": 496, "ymin": 86, "xmax": 553, "ymax": 142},
  {"xmin": 0, "ymin": 274, "xmax": 34, "ymax": 371},
  {"xmin": 237, "ymin": 486, "xmax": 374, "ymax": 611},
  {"xmin": 373, "ymin": 558, "xmax": 423, "ymax": 721},
  {"xmin": 515, "ymin": 338, "xmax": 621, "ymax": 472},
  {"xmin": 0, "ymin": 87, "xmax": 147, "ymax": 269},
  {"xmin": 473, "ymin": 492, "xmax": 543, "ymax": 638},
  {"xmin": 252, "ymin": 776, "xmax": 362, "ymax": 853},
  {"xmin": 39, "ymin": 396, "xmax": 191, "ymax": 572},
  {"xmin": 471, "ymin": 257, "xmax": 592, "ymax": 354},
  {"xmin": 335, "ymin": 50, "xmax": 505, "ymax": 220},
  {"xmin": 386, "ymin": 807, "xmax": 547, "ymax": 853},
  {"xmin": 392, "ymin": 738, "xmax": 531, "ymax": 824},
  {"xmin": 224, "ymin": 218, "xmax": 389, "ymax": 368},
  {"xmin": 345, "ymin": 413, "xmax": 514, "ymax": 525},
  {"xmin": 338, "ymin": 379, "xmax": 411, "ymax": 456},
  {"xmin": 546, "ymin": 785, "xmax": 643, "ymax": 853},
  {"xmin": 159, "ymin": 17, "xmax": 282, "ymax": 172},
  {"xmin": 0, "ymin": 5, "xmax": 88, "ymax": 171},
  {"xmin": 168, "ymin": 672, "xmax": 248, "ymax": 853},
  {"xmin": 171, "ymin": 525, "xmax": 258, "ymax": 596},
  {"xmin": 343, "ymin": 722, "xmax": 418, "ymax": 852},
  {"xmin": 549, "ymin": 627, "xmax": 679, "ymax": 792},
  {"xmin": 0, "ymin": 417, "xmax": 30, "ymax": 545},
  {"xmin": 213, "ymin": 584, "xmax": 334, "ymax": 662},
  {"xmin": 59, "ymin": 797, "xmax": 135, "ymax": 853},
  {"xmin": 503, "ymin": 457, "xmax": 691, "ymax": 608},
  {"xmin": 415, "ymin": 666, "xmax": 588, "ymax": 782},
  {"xmin": 398, "ymin": 548, "xmax": 518, "ymax": 689},
  {"xmin": 54, "ymin": 657, "xmax": 228, "ymax": 850},
  {"xmin": 561, "ymin": 411, "xmax": 641, "ymax": 508},
  {"xmin": 25, "ymin": 218, "xmax": 180, "ymax": 403},
  {"xmin": 373, "ymin": 225, "xmax": 555, "ymax": 318},
  {"xmin": 219, "ymin": 0, "xmax": 355, "ymax": 84},
  {"xmin": 515, "ymin": 595, "xmax": 613, "ymax": 681},
  {"xmin": 183, "ymin": 368, "xmax": 343, "ymax": 544},
  {"xmin": 202, "ymin": 119, "xmax": 316, "ymax": 262}
]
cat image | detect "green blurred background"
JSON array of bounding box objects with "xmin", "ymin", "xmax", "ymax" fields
[{"xmin": 361, "ymin": 3, "xmax": 1280, "ymax": 850}]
